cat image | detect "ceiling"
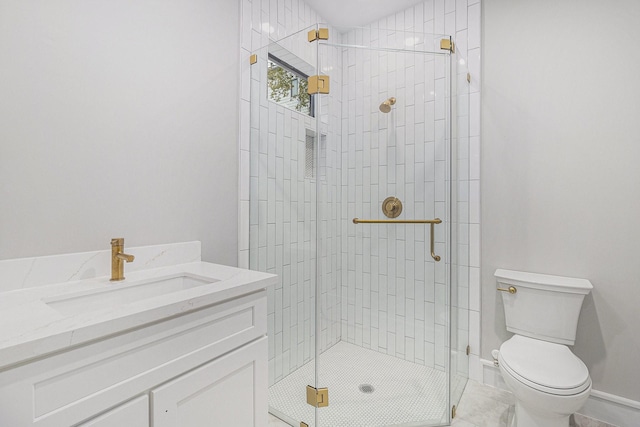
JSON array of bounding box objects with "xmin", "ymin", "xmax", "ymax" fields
[{"xmin": 304, "ymin": 0, "xmax": 426, "ymax": 28}]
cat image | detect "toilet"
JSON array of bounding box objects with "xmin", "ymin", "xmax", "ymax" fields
[{"xmin": 494, "ymin": 269, "xmax": 593, "ymax": 427}]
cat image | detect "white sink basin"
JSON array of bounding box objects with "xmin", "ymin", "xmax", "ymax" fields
[{"xmin": 43, "ymin": 273, "xmax": 219, "ymax": 316}]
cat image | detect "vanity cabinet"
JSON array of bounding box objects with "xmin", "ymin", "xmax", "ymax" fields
[
  {"xmin": 0, "ymin": 291, "xmax": 268, "ymax": 427},
  {"xmin": 78, "ymin": 396, "xmax": 149, "ymax": 427}
]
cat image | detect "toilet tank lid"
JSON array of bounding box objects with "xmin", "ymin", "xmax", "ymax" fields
[{"xmin": 494, "ymin": 269, "xmax": 593, "ymax": 294}]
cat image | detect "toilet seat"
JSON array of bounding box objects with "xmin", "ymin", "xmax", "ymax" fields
[{"xmin": 499, "ymin": 335, "xmax": 591, "ymax": 396}]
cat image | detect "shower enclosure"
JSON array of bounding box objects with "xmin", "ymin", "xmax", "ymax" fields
[{"xmin": 249, "ymin": 24, "xmax": 469, "ymax": 427}]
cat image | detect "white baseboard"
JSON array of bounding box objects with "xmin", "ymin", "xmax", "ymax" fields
[{"xmin": 478, "ymin": 358, "xmax": 640, "ymax": 427}]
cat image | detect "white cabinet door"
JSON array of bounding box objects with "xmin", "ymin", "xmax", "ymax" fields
[
  {"xmin": 151, "ymin": 337, "xmax": 267, "ymax": 427},
  {"xmin": 79, "ymin": 395, "xmax": 149, "ymax": 427}
]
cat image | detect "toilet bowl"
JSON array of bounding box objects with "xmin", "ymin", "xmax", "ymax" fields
[
  {"xmin": 498, "ymin": 335, "xmax": 591, "ymax": 427},
  {"xmin": 494, "ymin": 269, "xmax": 593, "ymax": 427}
]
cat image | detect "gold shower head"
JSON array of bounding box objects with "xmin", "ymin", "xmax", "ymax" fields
[{"xmin": 379, "ymin": 97, "xmax": 396, "ymax": 113}]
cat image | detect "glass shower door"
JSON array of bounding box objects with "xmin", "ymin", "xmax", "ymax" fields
[{"xmin": 314, "ymin": 29, "xmax": 455, "ymax": 426}]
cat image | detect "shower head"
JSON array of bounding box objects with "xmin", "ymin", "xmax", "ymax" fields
[{"xmin": 379, "ymin": 97, "xmax": 396, "ymax": 113}]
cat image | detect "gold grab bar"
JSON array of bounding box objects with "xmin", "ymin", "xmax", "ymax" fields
[{"xmin": 352, "ymin": 218, "xmax": 442, "ymax": 261}]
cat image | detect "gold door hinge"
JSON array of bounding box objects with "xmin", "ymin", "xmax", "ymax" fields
[
  {"xmin": 467, "ymin": 72, "xmax": 471, "ymax": 83},
  {"xmin": 306, "ymin": 385, "xmax": 329, "ymax": 407},
  {"xmin": 308, "ymin": 75, "xmax": 330, "ymax": 94},
  {"xmin": 466, "ymin": 345, "xmax": 471, "ymax": 356},
  {"xmin": 249, "ymin": 54, "xmax": 257, "ymax": 65},
  {"xmin": 308, "ymin": 28, "xmax": 329, "ymax": 42},
  {"xmin": 452, "ymin": 405, "xmax": 457, "ymax": 419},
  {"xmin": 440, "ymin": 38, "xmax": 455, "ymax": 53}
]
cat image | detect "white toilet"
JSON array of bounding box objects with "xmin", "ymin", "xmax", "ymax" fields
[{"xmin": 494, "ymin": 269, "xmax": 593, "ymax": 427}]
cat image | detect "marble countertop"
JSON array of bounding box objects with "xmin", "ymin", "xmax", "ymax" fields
[{"xmin": 0, "ymin": 261, "xmax": 277, "ymax": 371}]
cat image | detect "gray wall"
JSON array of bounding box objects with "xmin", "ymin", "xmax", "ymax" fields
[
  {"xmin": 0, "ymin": 0, "xmax": 239, "ymax": 265},
  {"xmin": 482, "ymin": 0, "xmax": 640, "ymax": 400}
]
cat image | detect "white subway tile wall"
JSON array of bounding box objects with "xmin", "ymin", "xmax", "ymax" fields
[
  {"xmin": 239, "ymin": 0, "xmax": 482, "ymax": 387},
  {"xmin": 242, "ymin": 0, "xmax": 345, "ymax": 385},
  {"xmin": 338, "ymin": 26, "xmax": 451, "ymax": 371}
]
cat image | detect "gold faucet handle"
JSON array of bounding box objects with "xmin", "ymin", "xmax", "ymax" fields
[
  {"xmin": 116, "ymin": 253, "xmax": 135, "ymax": 262},
  {"xmin": 111, "ymin": 237, "xmax": 124, "ymax": 246}
]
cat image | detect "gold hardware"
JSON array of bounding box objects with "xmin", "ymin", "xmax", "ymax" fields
[
  {"xmin": 440, "ymin": 38, "xmax": 455, "ymax": 53},
  {"xmin": 466, "ymin": 345, "xmax": 471, "ymax": 356},
  {"xmin": 379, "ymin": 97, "xmax": 397, "ymax": 113},
  {"xmin": 352, "ymin": 218, "xmax": 442, "ymax": 224},
  {"xmin": 308, "ymin": 27, "xmax": 329, "ymax": 42},
  {"xmin": 497, "ymin": 286, "xmax": 517, "ymax": 294},
  {"xmin": 467, "ymin": 72, "xmax": 471, "ymax": 83},
  {"xmin": 308, "ymin": 75, "xmax": 330, "ymax": 94},
  {"xmin": 110, "ymin": 238, "xmax": 135, "ymax": 281},
  {"xmin": 382, "ymin": 197, "xmax": 403, "ymax": 218},
  {"xmin": 249, "ymin": 54, "xmax": 257, "ymax": 65},
  {"xmin": 306, "ymin": 385, "xmax": 329, "ymax": 407},
  {"xmin": 301, "ymin": 423, "xmax": 309, "ymax": 427},
  {"xmin": 430, "ymin": 222, "xmax": 441, "ymax": 262},
  {"xmin": 352, "ymin": 218, "xmax": 442, "ymax": 262},
  {"xmin": 452, "ymin": 405, "xmax": 457, "ymax": 419}
]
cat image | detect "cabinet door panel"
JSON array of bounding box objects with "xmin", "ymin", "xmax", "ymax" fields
[
  {"xmin": 79, "ymin": 395, "xmax": 149, "ymax": 427},
  {"xmin": 151, "ymin": 337, "xmax": 267, "ymax": 427}
]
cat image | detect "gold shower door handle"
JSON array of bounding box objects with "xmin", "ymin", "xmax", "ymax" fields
[
  {"xmin": 430, "ymin": 222, "xmax": 441, "ymax": 262},
  {"xmin": 351, "ymin": 217, "xmax": 442, "ymax": 262}
]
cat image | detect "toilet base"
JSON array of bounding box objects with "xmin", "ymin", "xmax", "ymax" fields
[{"xmin": 512, "ymin": 402, "xmax": 571, "ymax": 427}]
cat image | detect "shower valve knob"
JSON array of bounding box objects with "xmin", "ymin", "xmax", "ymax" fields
[{"xmin": 382, "ymin": 197, "xmax": 403, "ymax": 218}]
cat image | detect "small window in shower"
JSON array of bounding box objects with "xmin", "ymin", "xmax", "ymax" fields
[{"xmin": 267, "ymin": 54, "xmax": 314, "ymax": 117}]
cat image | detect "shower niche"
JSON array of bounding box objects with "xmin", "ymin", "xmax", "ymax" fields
[{"xmin": 249, "ymin": 24, "xmax": 469, "ymax": 427}]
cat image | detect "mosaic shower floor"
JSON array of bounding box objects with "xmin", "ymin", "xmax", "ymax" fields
[{"xmin": 269, "ymin": 341, "xmax": 449, "ymax": 427}]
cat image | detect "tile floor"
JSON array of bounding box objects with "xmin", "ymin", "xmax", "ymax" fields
[
  {"xmin": 268, "ymin": 380, "xmax": 513, "ymax": 427},
  {"xmin": 450, "ymin": 380, "xmax": 515, "ymax": 426},
  {"xmin": 268, "ymin": 379, "xmax": 614, "ymax": 427},
  {"xmin": 269, "ymin": 341, "xmax": 448, "ymax": 426}
]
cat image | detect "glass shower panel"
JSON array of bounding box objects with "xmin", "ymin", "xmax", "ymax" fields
[
  {"xmin": 248, "ymin": 25, "xmax": 320, "ymax": 427},
  {"xmin": 450, "ymin": 39, "xmax": 470, "ymax": 415},
  {"xmin": 315, "ymin": 28, "xmax": 454, "ymax": 427}
]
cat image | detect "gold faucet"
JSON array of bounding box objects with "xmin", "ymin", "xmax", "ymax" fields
[{"xmin": 110, "ymin": 238, "xmax": 135, "ymax": 281}]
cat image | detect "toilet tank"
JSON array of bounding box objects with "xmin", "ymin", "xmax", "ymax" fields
[{"xmin": 495, "ymin": 269, "xmax": 593, "ymax": 345}]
